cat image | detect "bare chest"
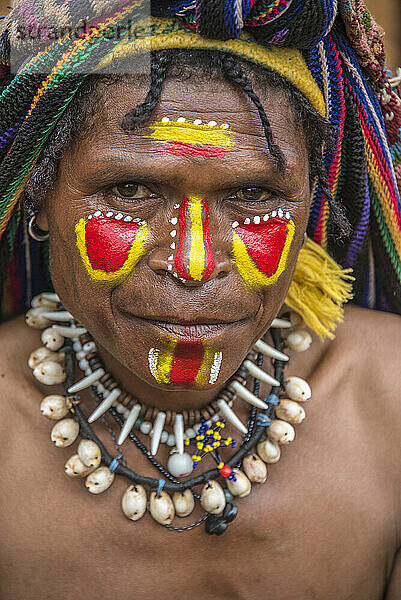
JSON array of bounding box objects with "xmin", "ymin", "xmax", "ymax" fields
[{"xmin": 0, "ymin": 393, "xmax": 392, "ymax": 600}]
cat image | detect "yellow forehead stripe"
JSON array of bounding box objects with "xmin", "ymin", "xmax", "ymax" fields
[
  {"xmin": 96, "ymin": 18, "xmax": 325, "ymax": 117},
  {"xmin": 232, "ymin": 219, "xmax": 295, "ymax": 288},
  {"xmin": 75, "ymin": 218, "xmax": 151, "ymax": 283},
  {"xmin": 147, "ymin": 121, "xmax": 235, "ymax": 148}
]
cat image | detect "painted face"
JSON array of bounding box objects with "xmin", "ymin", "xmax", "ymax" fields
[{"xmin": 43, "ymin": 75, "xmax": 310, "ymax": 404}]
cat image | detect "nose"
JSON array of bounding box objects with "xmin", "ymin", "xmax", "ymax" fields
[
  {"xmin": 148, "ymin": 196, "xmax": 232, "ymax": 284},
  {"xmin": 174, "ymin": 196, "xmax": 215, "ymax": 281}
]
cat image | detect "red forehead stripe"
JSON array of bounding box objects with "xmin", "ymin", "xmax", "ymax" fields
[
  {"xmin": 85, "ymin": 217, "xmax": 141, "ymax": 272},
  {"xmin": 156, "ymin": 141, "xmax": 227, "ymax": 157},
  {"xmin": 235, "ymin": 218, "xmax": 290, "ymax": 276}
]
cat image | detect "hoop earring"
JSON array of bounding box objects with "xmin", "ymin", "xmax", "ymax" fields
[
  {"xmin": 28, "ymin": 216, "xmax": 49, "ymax": 242},
  {"xmin": 302, "ymin": 232, "xmax": 308, "ymax": 248}
]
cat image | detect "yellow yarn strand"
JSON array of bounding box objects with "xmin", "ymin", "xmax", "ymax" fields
[{"xmin": 285, "ymin": 238, "xmax": 354, "ymax": 340}]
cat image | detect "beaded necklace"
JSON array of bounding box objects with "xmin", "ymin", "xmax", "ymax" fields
[{"xmin": 26, "ymin": 292, "xmax": 312, "ymax": 535}]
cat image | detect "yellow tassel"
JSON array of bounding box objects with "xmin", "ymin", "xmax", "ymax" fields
[{"xmin": 285, "ymin": 238, "xmax": 355, "ymax": 340}]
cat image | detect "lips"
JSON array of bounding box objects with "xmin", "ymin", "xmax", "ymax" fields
[{"xmin": 122, "ymin": 313, "xmax": 246, "ymax": 339}]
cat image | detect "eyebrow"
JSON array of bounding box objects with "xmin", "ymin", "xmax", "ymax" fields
[
  {"xmin": 91, "ymin": 146, "xmax": 291, "ymax": 177},
  {"xmin": 81, "ymin": 155, "xmax": 297, "ymax": 197}
]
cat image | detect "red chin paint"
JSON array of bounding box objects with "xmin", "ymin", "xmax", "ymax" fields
[
  {"xmin": 235, "ymin": 218, "xmax": 290, "ymax": 276},
  {"xmin": 85, "ymin": 217, "xmax": 141, "ymax": 272},
  {"xmin": 170, "ymin": 341, "xmax": 205, "ymax": 385}
]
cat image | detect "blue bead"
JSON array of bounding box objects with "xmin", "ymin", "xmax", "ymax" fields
[
  {"xmin": 256, "ymin": 413, "xmax": 272, "ymax": 427},
  {"xmin": 266, "ymin": 393, "xmax": 280, "ymax": 406}
]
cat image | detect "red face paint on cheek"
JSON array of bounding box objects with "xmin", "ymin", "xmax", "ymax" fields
[
  {"xmin": 85, "ymin": 217, "xmax": 141, "ymax": 272},
  {"xmin": 235, "ymin": 218, "xmax": 291, "ymax": 276}
]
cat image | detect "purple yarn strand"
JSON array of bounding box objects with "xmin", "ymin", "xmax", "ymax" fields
[{"xmin": 344, "ymin": 173, "xmax": 371, "ymax": 268}]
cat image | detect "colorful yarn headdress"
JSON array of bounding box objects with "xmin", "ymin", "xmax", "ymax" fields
[{"xmin": 0, "ymin": 0, "xmax": 400, "ymax": 323}]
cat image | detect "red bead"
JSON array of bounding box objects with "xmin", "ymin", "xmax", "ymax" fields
[{"xmin": 219, "ymin": 465, "xmax": 233, "ymax": 478}]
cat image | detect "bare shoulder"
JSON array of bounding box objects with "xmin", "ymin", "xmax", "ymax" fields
[
  {"xmin": 0, "ymin": 315, "xmax": 43, "ymax": 415},
  {"xmin": 333, "ymin": 304, "xmax": 401, "ymax": 414},
  {"xmin": 332, "ymin": 305, "xmax": 401, "ymax": 528},
  {"xmin": 336, "ymin": 303, "xmax": 401, "ymax": 343}
]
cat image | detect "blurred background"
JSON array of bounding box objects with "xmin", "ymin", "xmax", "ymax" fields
[{"xmin": 0, "ymin": 1, "xmax": 399, "ymax": 70}]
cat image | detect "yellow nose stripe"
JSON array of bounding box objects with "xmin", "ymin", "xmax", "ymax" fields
[{"xmin": 188, "ymin": 196, "xmax": 206, "ymax": 281}]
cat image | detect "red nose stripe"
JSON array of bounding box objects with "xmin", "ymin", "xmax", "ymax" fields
[
  {"xmin": 170, "ymin": 341, "xmax": 205, "ymax": 385},
  {"xmin": 85, "ymin": 217, "xmax": 141, "ymax": 272},
  {"xmin": 201, "ymin": 200, "xmax": 215, "ymax": 280},
  {"xmin": 235, "ymin": 218, "xmax": 290, "ymax": 276},
  {"xmin": 174, "ymin": 197, "xmax": 215, "ymax": 281}
]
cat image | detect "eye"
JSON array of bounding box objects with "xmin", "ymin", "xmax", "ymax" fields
[
  {"xmin": 111, "ymin": 183, "xmax": 152, "ymax": 200},
  {"xmin": 230, "ymin": 187, "xmax": 274, "ymax": 203}
]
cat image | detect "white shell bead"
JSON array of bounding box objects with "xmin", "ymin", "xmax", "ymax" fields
[
  {"xmin": 65, "ymin": 454, "xmax": 94, "ymax": 477},
  {"xmin": 275, "ymin": 399, "xmax": 306, "ymax": 425},
  {"xmin": 268, "ymin": 419, "xmax": 295, "ymax": 444},
  {"xmin": 31, "ymin": 294, "xmax": 59, "ymax": 309},
  {"xmin": 200, "ymin": 480, "xmax": 226, "ymax": 515},
  {"xmin": 51, "ymin": 418, "xmax": 79, "ymax": 447},
  {"xmin": 78, "ymin": 439, "xmax": 101, "ymax": 468},
  {"xmin": 242, "ymin": 454, "xmax": 268, "ymax": 483},
  {"xmin": 227, "ymin": 469, "xmax": 252, "ymax": 498},
  {"xmin": 122, "ymin": 485, "xmax": 147, "ymax": 521},
  {"xmin": 29, "ymin": 347, "xmax": 64, "ymax": 369},
  {"xmin": 149, "ymin": 491, "xmax": 175, "ymax": 525},
  {"xmin": 86, "ymin": 467, "xmax": 115, "ymax": 494},
  {"xmin": 140, "ymin": 421, "xmax": 152, "ymax": 435},
  {"xmin": 25, "ymin": 307, "xmax": 52, "ymax": 329},
  {"xmin": 257, "ymin": 439, "xmax": 281, "ymax": 463},
  {"xmin": 173, "ymin": 489, "xmax": 195, "ymax": 518},
  {"xmin": 166, "ymin": 434, "xmax": 176, "ymax": 447},
  {"xmin": 167, "ymin": 452, "xmax": 193, "ymax": 478},
  {"xmin": 41, "ymin": 327, "xmax": 65, "ymax": 351},
  {"xmin": 286, "ymin": 330, "xmax": 312, "ymax": 352},
  {"xmin": 33, "ymin": 361, "xmax": 66, "ymax": 386},
  {"xmin": 40, "ymin": 394, "xmax": 69, "ymax": 420},
  {"xmin": 285, "ymin": 376, "xmax": 311, "ymax": 402}
]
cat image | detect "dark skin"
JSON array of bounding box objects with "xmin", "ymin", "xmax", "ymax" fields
[{"xmin": 0, "ymin": 74, "xmax": 400, "ymax": 600}]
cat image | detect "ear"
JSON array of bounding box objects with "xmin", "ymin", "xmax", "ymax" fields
[{"xmin": 35, "ymin": 209, "xmax": 49, "ymax": 232}]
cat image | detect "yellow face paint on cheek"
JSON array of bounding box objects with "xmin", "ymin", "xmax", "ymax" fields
[
  {"xmin": 232, "ymin": 213, "xmax": 295, "ymax": 288},
  {"xmin": 75, "ymin": 213, "xmax": 150, "ymax": 283}
]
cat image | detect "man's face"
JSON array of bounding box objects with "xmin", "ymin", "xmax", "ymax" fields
[{"xmin": 39, "ymin": 71, "xmax": 310, "ymax": 392}]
